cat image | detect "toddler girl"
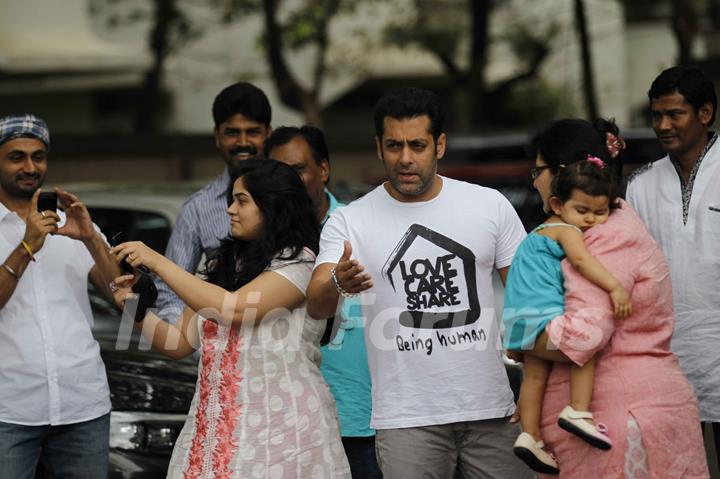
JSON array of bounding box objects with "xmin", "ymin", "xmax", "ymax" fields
[{"xmin": 503, "ymin": 155, "xmax": 631, "ymax": 474}]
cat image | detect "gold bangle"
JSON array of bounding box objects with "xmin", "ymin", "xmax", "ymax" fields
[
  {"xmin": 1, "ymin": 263, "xmax": 18, "ymax": 280},
  {"xmin": 20, "ymin": 241, "xmax": 36, "ymax": 262}
]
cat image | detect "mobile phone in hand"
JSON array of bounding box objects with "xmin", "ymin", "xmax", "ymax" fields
[
  {"xmin": 129, "ymin": 274, "xmax": 158, "ymax": 322},
  {"xmin": 110, "ymin": 232, "xmax": 150, "ymax": 274},
  {"xmin": 111, "ymin": 233, "xmax": 134, "ymax": 274},
  {"xmin": 37, "ymin": 192, "xmax": 58, "ymax": 213}
]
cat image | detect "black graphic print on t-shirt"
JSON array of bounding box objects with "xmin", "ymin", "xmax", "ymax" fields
[{"xmin": 382, "ymin": 224, "xmax": 480, "ymax": 329}]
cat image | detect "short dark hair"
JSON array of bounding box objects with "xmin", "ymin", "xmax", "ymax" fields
[
  {"xmin": 551, "ymin": 160, "xmax": 619, "ymax": 210},
  {"xmin": 212, "ymin": 82, "xmax": 272, "ymax": 127},
  {"xmin": 203, "ymin": 159, "xmax": 319, "ymax": 290},
  {"xmin": 373, "ymin": 87, "xmax": 445, "ymax": 141},
  {"xmin": 648, "ymin": 66, "xmax": 717, "ymax": 125},
  {"xmin": 263, "ymin": 125, "xmax": 330, "ymax": 167}
]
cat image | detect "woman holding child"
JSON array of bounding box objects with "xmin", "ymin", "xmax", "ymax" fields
[{"xmin": 506, "ymin": 119, "xmax": 709, "ymax": 478}]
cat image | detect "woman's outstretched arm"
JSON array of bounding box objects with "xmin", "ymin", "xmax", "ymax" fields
[
  {"xmin": 113, "ymin": 242, "xmax": 305, "ymax": 327},
  {"xmin": 113, "ymin": 274, "xmax": 200, "ymax": 359},
  {"xmin": 135, "ymin": 307, "xmax": 201, "ymax": 359}
]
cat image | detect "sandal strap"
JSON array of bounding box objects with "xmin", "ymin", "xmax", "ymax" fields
[{"xmin": 567, "ymin": 408, "xmax": 594, "ymax": 420}]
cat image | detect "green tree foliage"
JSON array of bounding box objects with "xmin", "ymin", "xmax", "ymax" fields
[
  {"xmin": 384, "ymin": 0, "xmax": 559, "ymax": 129},
  {"xmin": 91, "ymin": 0, "xmax": 201, "ymax": 133},
  {"xmin": 213, "ymin": 0, "xmax": 382, "ymax": 126},
  {"xmin": 619, "ymin": 0, "xmax": 720, "ymax": 64},
  {"xmin": 93, "ymin": 0, "xmax": 383, "ymax": 127}
]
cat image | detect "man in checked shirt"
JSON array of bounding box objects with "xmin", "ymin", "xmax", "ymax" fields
[{"xmin": 154, "ymin": 82, "xmax": 272, "ymax": 323}]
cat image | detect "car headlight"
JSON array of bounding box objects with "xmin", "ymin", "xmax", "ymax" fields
[{"xmin": 110, "ymin": 411, "xmax": 186, "ymax": 452}]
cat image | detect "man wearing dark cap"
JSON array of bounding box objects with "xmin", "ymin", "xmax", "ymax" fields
[
  {"xmin": 0, "ymin": 114, "xmax": 121, "ymax": 476},
  {"xmin": 155, "ymin": 82, "xmax": 272, "ymax": 322}
]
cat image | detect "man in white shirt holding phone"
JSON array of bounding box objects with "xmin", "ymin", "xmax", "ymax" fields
[{"xmin": 0, "ymin": 114, "xmax": 121, "ymax": 477}]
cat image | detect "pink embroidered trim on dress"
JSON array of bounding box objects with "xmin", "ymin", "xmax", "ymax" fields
[
  {"xmin": 184, "ymin": 321, "xmax": 219, "ymax": 479},
  {"xmin": 212, "ymin": 326, "xmax": 243, "ymax": 479}
]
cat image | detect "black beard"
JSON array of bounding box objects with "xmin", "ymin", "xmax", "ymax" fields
[{"xmin": 3, "ymin": 173, "xmax": 43, "ymax": 198}]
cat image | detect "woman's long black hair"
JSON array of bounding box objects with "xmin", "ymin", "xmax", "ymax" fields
[{"xmin": 203, "ymin": 159, "xmax": 320, "ymax": 290}]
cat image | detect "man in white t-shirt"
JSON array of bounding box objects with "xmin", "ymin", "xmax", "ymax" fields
[{"xmin": 307, "ymin": 88, "xmax": 530, "ymax": 478}]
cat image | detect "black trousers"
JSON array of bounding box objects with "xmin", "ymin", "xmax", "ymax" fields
[
  {"xmin": 343, "ymin": 436, "xmax": 383, "ymax": 479},
  {"xmin": 703, "ymin": 422, "xmax": 720, "ymax": 474}
]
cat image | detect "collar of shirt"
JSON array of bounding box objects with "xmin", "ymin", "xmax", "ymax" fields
[
  {"xmin": 0, "ymin": 200, "xmax": 13, "ymax": 224},
  {"xmin": 211, "ymin": 168, "xmax": 232, "ymax": 200},
  {"xmin": 669, "ymin": 131, "xmax": 717, "ymax": 225},
  {"xmin": 322, "ymin": 189, "xmax": 342, "ymax": 227}
]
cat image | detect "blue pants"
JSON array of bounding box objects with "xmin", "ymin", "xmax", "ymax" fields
[{"xmin": 0, "ymin": 413, "xmax": 110, "ymax": 479}]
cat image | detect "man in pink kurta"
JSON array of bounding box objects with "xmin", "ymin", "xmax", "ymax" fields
[{"xmin": 540, "ymin": 201, "xmax": 709, "ymax": 478}]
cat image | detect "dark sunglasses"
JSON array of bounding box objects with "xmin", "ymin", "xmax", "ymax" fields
[{"xmin": 530, "ymin": 165, "xmax": 550, "ymax": 179}]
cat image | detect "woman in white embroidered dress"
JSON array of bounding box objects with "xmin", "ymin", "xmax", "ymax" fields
[{"xmin": 111, "ymin": 160, "xmax": 350, "ymax": 479}]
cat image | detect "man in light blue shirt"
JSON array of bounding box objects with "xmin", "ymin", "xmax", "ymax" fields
[
  {"xmin": 155, "ymin": 82, "xmax": 272, "ymax": 321},
  {"xmin": 265, "ymin": 126, "xmax": 381, "ymax": 479}
]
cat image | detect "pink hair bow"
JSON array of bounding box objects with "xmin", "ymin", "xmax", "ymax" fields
[{"xmin": 586, "ymin": 155, "xmax": 605, "ymax": 168}]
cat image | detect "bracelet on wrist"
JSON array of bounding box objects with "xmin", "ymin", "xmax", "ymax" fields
[
  {"xmin": 1, "ymin": 263, "xmax": 18, "ymax": 280},
  {"xmin": 331, "ymin": 267, "xmax": 358, "ymax": 298},
  {"xmin": 20, "ymin": 241, "xmax": 36, "ymax": 262}
]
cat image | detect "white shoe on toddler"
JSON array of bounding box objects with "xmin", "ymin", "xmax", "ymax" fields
[
  {"xmin": 557, "ymin": 405, "xmax": 612, "ymax": 450},
  {"xmin": 513, "ymin": 432, "xmax": 560, "ymax": 475}
]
